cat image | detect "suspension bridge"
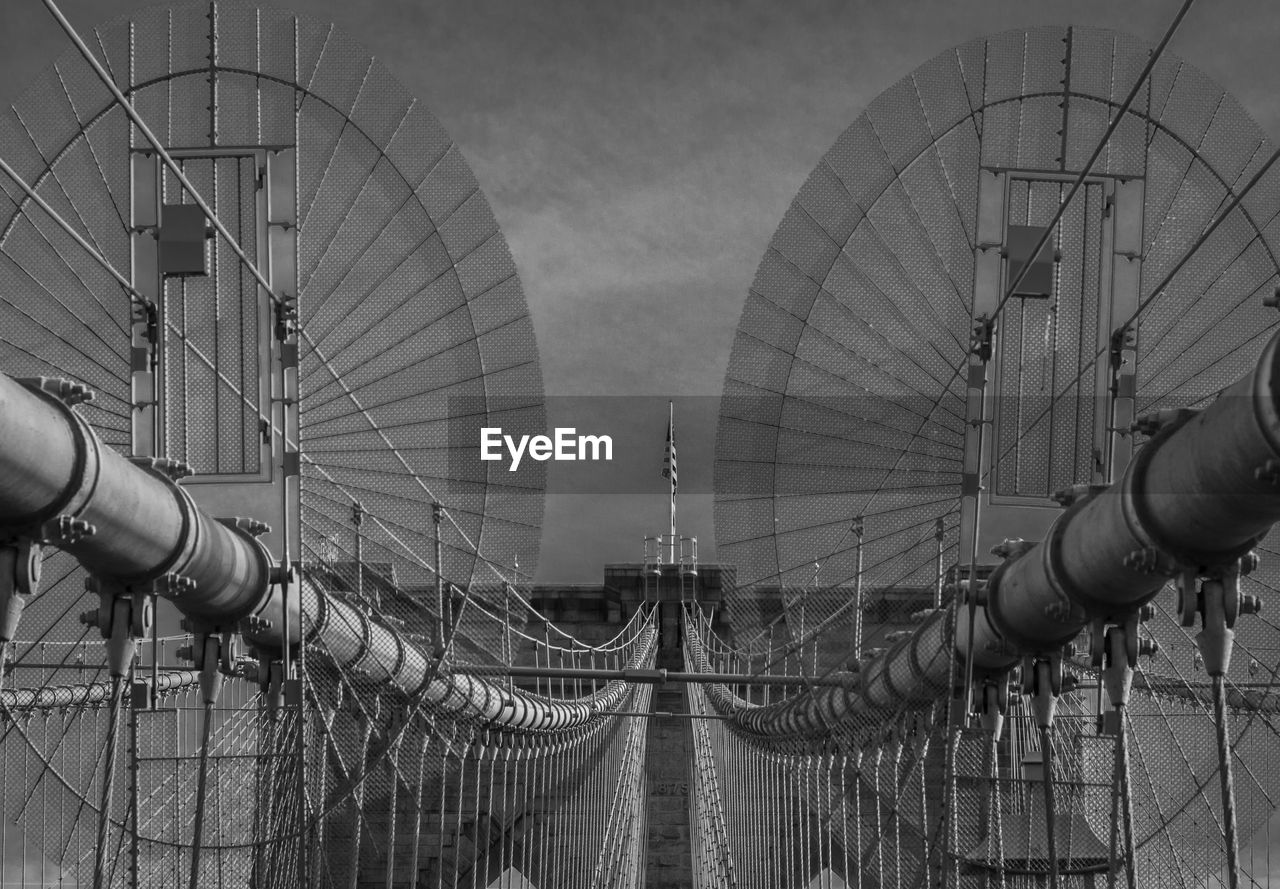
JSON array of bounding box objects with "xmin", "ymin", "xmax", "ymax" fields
[{"xmin": 2, "ymin": 1, "xmax": 1280, "ymax": 887}]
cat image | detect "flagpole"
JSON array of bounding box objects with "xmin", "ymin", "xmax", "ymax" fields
[{"xmin": 669, "ymin": 400, "xmax": 676, "ymax": 560}]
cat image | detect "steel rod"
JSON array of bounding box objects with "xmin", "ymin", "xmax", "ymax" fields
[
  {"xmin": 0, "ymin": 156, "xmax": 150, "ymax": 307},
  {"xmin": 472, "ymin": 664, "xmax": 851, "ymax": 686}
]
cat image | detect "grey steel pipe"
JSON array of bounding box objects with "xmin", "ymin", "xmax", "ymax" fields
[
  {"xmin": 0, "ymin": 372, "xmax": 656, "ymax": 730},
  {"xmin": 0, "ymin": 374, "xmax": 289, "ymax": 637},
  {"xmin": 300, "ymin": 580, "xmax": 659, "ymax": 729},
  {"xmin": 702, "ymin": 330, "xmax": 1280, "ymax": 737},
  {"xmin": 981, "ymin": 328, "xmax": 1280, "ymax": 656}
]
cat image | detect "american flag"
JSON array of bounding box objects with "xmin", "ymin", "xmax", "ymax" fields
[{"xmin": 662, "ymin": 415, "xmax": 678, "ymax": 492}]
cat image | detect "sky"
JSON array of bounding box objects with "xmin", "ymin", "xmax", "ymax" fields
[{"xmin": 3, "ymin": 0, "xmax": 1280, "ymax": 582}]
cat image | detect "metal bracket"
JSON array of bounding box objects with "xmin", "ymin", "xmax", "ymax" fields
[
  {"xmin": 0, "ymin": 540, "xmax": 41, "ymax": 643},
  {"xmin": 1050, "ymin": 482, "xmax": 1108, "ymax": 507},
  {"xmin": 991, "ymin": 537, "xmax": 1036, "ymax": 561},
  {"xmin": 1132, "ymin": 407, "xmax": 1199, "ymax": 437},
  {"xmin": 971, "ymin": 315, "xmax": 994, "ymax": 362},
  {"xmin": 40, "ymin": 514, "xmax": 96, "ymax": 547},
  {"xmin": 1123, "ymin": 546, "xmax": 1179, "ymax": 576},
  {"xmin": 1192, "ymin": 560, "xmax": 1262, "ymax": 678},
  {"xmin": 177, "ymin": 630, "xmax": 239, "ymax": 704},
  {"xmin": 215, "ymin": 516, "xmax": 271, "ymax": 538},
  {"xmin": 261, "ymin": 657, "xmax": 285, "ymax": 715},
  {"xmin": 79, "ymin": 581, "xmax": 152, "ymax": 677},
  {"xmin": 128, "ymin": 455, "xmax": 194, "ymax": 482},
  {"xmin": 274, "ymin": 296, "xmax": 298, "ymax": 342},
  {"xmin": 143, "ymin": 572, "xmax": 197, "ymax": 599},
  {"xmin": 16, "ymin": 376, "xmax": 95, "ymax": 406},
  {"xmin": 1022, "ymin": 653, "xmax": 1062, "ymax": 729},
  {"xmin": 240, "ymin": 613, "xmax": 274, "ymax": 636},
  {"xmin": 1102, "ymin": 621, "xmax": 1135, "ymax": 712},
  {"xmin": 977, "ymin": 676, "xmax": 1009, "ymax": 739}
]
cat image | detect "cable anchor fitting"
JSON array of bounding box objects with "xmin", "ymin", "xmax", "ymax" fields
[
  {"xmin": 0, "ymin": 539, "xmax": 41, "ymax": 644},
  {"xmin": 79, "ymin": 578, "xmax": 152, "ymax": 678}
]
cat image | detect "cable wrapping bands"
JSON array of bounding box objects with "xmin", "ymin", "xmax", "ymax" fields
[
  {"xmin": 301, "ymin": 578, "xmax": 658, "ymax": 731},
  {"xmin": 684, "ymin": 605, "xmax": 954, "ymax": 739},
  {"xmin": 0, "ymin": 669, "xmax": 200, "ymax": 709}
]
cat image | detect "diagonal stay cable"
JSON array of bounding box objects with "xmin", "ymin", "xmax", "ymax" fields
[
  {"xmin": 296, "ymin": 326, "xmax": 518, "ymax": 588},
  {"xmin": 1119, "ymin": 143, "xmax": 1280, "ymax": 336},
  {"xmin": 0, "ymin": 154, "xmax": 150, "ymax": 309}
]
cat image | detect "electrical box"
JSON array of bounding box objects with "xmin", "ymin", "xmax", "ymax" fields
[{"xmin": 158, "ymin": 204, "xmax": 208, "ymax": 276}]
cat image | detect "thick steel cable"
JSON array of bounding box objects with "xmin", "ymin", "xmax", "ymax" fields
[
  {"xmin": 717, "ymin": 523, "xmax": 952, "ymax": 684},
  {"xmin": 1143, "ymin": 597, "xmax": 1280, "ymax": 833},
  {"xmin": 91, "ymin": 675, "xmax": 123, "ymax": 889},
  {"xmin": 1213, "ymin": 673, "xmax": 1242, "ymax": 889},
  {"xmin": 187, "ymin": 700, "xmax": 216, "ymax": 889},
  {"xmin": 1040, "ymin": 723, "xmax": 1061, "ymax": 889},
  {"xmin": 991, "ymin": 729, "xmax": 1008, "ymax": 889},
  {"xmin": 441, "ymin": 721, "xmax": 458, "ymax": 889},
  {"xmin": 1108, "ymin": 703, "xmax": 1134, "ymax": 889},
  {"xmin": 383, "ymin": 731, "xmax": 400, "ymax": 889}
]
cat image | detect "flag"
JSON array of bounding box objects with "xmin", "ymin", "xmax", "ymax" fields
[{"xmin": 662, "ymin": 416, "xmax": 678, "ymax": 492}]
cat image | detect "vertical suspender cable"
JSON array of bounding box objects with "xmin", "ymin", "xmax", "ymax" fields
[
  {"xmin": 1213, "ymin": 675, "xmax": 1241, "ymax": 889},
  {"xmin": 93, "ymin": 676, "xmax": 124, "ymax": 889},
  {"xmin": 187, "ymin": 700, "xmax": 216, "ymax": 889}
]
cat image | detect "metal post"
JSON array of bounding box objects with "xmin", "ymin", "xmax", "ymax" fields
[
  {"xmin": 934, "ymin": 516, "xmax": 945, "ymax": 609},
  {"xmin": 433, "ymin": 502, "xmax": 445, "ymax": 654},
  {"xmin": 352, "ymin": 500, "xmax": 365, "ymax": 603},
  {"xmin": 852, "ymin": 516, "xmax": 865, "ymax": 658}
]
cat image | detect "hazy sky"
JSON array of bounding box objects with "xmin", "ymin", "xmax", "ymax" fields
[{"xmin": 3, "ymin": 0, "xmax": 1280, "ymax": 582}]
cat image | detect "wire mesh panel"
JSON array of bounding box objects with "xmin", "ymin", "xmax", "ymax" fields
[
  {"xmin": 0, "ymin": 2, "xmax": 554, "ymax": 888},
  {"xmin": 159, "ymin": 153, "xmax": 263, "ymax": 476},
  {"xmin": 0, "ymin": 0, "xmax": 547, "ymax": 682},
  {"xmin": 713, "ymin": 22, "xmax": 1280, "ymax": 889}
]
